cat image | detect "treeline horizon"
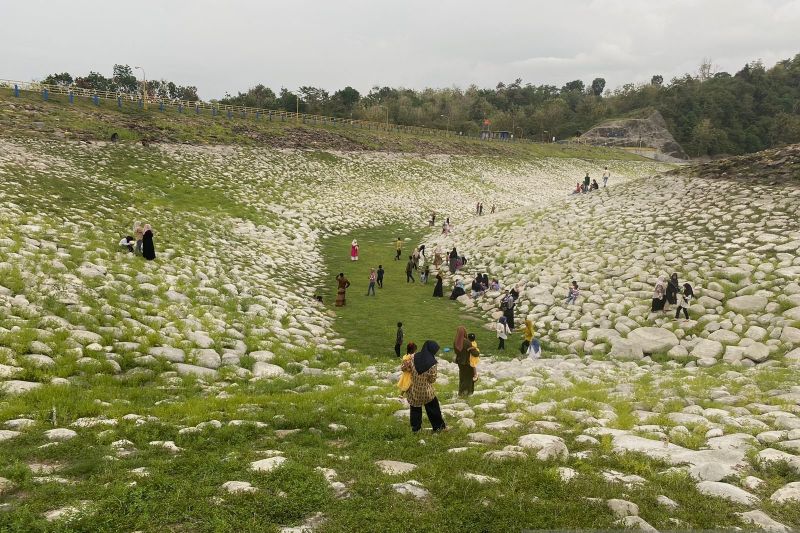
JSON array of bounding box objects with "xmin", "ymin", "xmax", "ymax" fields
[{"xmin": 41, "ymin": 54, "xmax": 800, "ymax": 157}]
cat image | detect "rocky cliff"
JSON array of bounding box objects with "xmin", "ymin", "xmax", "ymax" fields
[
  {"xmin": 683, "ymin": 142, "xmax": 800, "ymax": 183},
  {"xmin": 580, "ymin": 110, "xmax": 688, "ymax": 160}
]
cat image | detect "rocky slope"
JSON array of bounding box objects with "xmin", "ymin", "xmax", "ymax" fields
[{"xmin": 581, "ymin": 110, "xmax": 689, "ymax": 160}]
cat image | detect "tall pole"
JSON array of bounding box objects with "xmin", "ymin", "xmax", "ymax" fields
[
  {"xmin": 296, "ymin": 96, "xmax": 299, "ymax": 123},
  {"xmin": 135, "ymin": 66, "xmax": 146, "ymax": 109}
]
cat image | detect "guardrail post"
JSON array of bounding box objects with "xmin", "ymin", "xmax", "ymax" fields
[
  {"xmin": 159, "ymin": 101, "xmax": 164, "ymax": 112},
  {"xmin": 178, "ymin": 104, "xmax": 183, "ymax": 113},
  {"xmin": 195, "ymin": 104, "xmax": 200, "ymax": 114},
  {"xmin": 256, "ymin": 112, "xmax": 260, "ymax": 120},
  {"xmin": 138, "ymin": 98, "xmax": 143, "ymax": 109},
  {"xmin": 117, "ymin": 96, "xmax": 122, "ymax": 108},
  {"xmin": 69, "ymin": 91, "xmax": 74, "ymax": 104},
  {"xmin": 14, "ymin": 84, "xmax": 19, "ymax": 97},
  {"xmin": 93, "ymin": 95, "xmax": 99, "ymax": 105},
  {"xmin": 227, "ymin": 109, "xmax": 232, "ymax": 119},
  {"xmin": 212, "ymin": 106, "xmax": 216, "ymax": 116},
  {"xmin": 42, "ymin": 88, "xmax": 48, "ymax": 101},
  {"xmin": 242, "ymin": 110, "xmax": 246, "ymax": 119}
]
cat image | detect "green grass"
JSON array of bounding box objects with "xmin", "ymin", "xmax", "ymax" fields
[
  {"xmin": 320, "ymin": 226, "xmax": 512, "ymax": 358},
  {"xmin": 0, "ymin": 89, "xmax": 648, "ymax": 160}
]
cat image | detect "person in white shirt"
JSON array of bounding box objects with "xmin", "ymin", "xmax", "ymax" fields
[
  {"xmin": 496, "ymin": 316, "xmax": 510, "ymax": 350},
  {"xmin": 602, "ymin": 166, "xmax": 610, "ymax": 187}
]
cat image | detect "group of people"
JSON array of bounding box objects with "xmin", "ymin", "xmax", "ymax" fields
[
  {"xmin": 118, "ymin": 221, "xmax": 156, "ymax": 260},
  {"xmin": 574, "ymin": 167, "xmax": 611, "ymax": 194},
  {"xmin": 652, "ymin": 273, "xmax": 694, "ymax": 319}
]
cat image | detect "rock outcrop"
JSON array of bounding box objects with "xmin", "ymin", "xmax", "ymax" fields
[{"xmin": 580, "ymin": 110, "xmax": 688, "ymax": 160}]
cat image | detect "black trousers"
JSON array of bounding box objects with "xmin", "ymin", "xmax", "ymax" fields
[
  {"xmin": 406, "ymin": 272, "xmax": 415, "ymax": 283},
  {"xmin": 498, "ymin": 338, "xmax": 505, "ymax": 350},
  {"xmin": 377, "ymin": 277, "xmax": 383, "ymax": 288},
  {"xmin": 675, "ymin": 306, "xmax": 689, "ymax": 319},
  {"xmin": 504, "ymin": 309, "xmax": 515, "ymax": 330},
  {"xmin": 394, "ymin": 343, "xmax": 401, "ymax": 357},
  {"xmin": 410, "ymin": 397, "xmax": 446, "ymax": 432},
  {"xmin": 395, "ymin": 250, "xmax": 401, "ymax": 260},
  {"xmin": 520, "ymin": 340, "xmax": 530, "ymax": 354}
]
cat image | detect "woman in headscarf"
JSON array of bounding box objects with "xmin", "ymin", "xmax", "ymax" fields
[
  {"xmin": 651, "ymin": 276, "xmax": 666, "ymax": 312},
  {"xmin": 142, "ymin": 224, "xmax": 156, "ymax": 261},
  {"xmin": 520, "ymin": 319, "xmax": 534, "ymax": 355},
  {"xmin": 335, "ymin": 273, "xmax": 350, "ymax": 307},
  {"xmin": 448, "ymin": 247, "xmax": 458, "ymax": 274},
  {"xmin": 453, "ymin": 326, "xmax": 473, "ymax": 396},
  {"xmin": 449, "ymin": 279, "xmax": 465, "ymax": 300},
  {"xmin": 350, "ymin": 240, "xmax": 359, "ymax": 261},
  {"xmin": 433, "ymin": 246, "xmax": 443, "ymax": 268},
  {"xmin": 432, "ymin": 271, "xmax": 444, "ymax": 297},
  {"xmin": 401, "ymin": 340, "xmax": 446, "ymax": 432},
  {"xmin": 665, "ymin": 273, "xmax": 680, "ymax": 310}
]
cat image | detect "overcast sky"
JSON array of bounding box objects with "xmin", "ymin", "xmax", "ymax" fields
[{"xmin": 2, "ymin": 0, "xmax": 798, "ymax": 99}]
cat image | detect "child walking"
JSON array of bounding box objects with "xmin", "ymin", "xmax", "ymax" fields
[{"xmin": 496, "ymin": 316, "xmax": 510, "ymax": 350}]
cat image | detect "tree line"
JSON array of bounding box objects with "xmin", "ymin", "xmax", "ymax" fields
[
  {"xmin": 41, "ymin": 55, "xmax": 800, "ymax": 157},
  {"xmin": 43, "ymin": 65, "xmax": 199, "ymax": 102}
]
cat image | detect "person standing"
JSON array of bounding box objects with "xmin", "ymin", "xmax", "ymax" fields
[
  {"xmin": 350, "ymin": 240, "xmax": 359, "ymax": 261},
  {"xmin": 402, "ymin": 340, "xmax": 446, "ymax": 433},
  {"xmin": 367, "ymin": 268, "xmax": 377, "ymax": 296},
  {"xmin": 335, "ymin": 273, "xmax": 350, "ymax": 307},
  {"xmin": 496, "ymin": 316, "xmax": 510, "ymax": 350},
  {"xmin": 394, "ymin": 322, "xmax": 404, "ymax": 357},
  {"xmin": 479, "ymin": 203, "xmax": 484, "ymax": 215},
  {"xmin": 491, "ymin": 204, "xmax": 495, "ymax": 214},
  {"xmin": 395, "ymin": 237, "xmax": 402, "ymax": 260},
  {"xmin": 133, "ymin": 221, "xmax": 144, "ymax": 256},
  {"xmin": 448, "ymin": 247, "xmax": 458, "ymax": 274},
  {"xmin": 602, "ymin": 166, "xmax": 610, "ymax": 187},
  {"xmin": 405, "ymin": 256, "xmax": 415, "ymax": 283},
  {"xmin": 142, "ymin": 224, "xmax": 156, "ymax": 260},
  {"xmin": 376, "ymin": 265, "xmax": 385, "ymax": 288},
  {"xmin": 501, "ymin": 290, "xmax": 516, "ymax": 330},
  {"xmin": 432, "ymin": 271, "xmax": 444, "ymax": 297},
  {"xmin": 583, "ymin": 172, "xmax": 591, "ymax": 193},
  {"xmin": 665, "ymin": 273, "xmax": 679, "ymax": 310},
  {"xmin": 429, "ymin": 213, "xmax": 436, "ymax": 227},
  {"xmin": 651, "ymin": 276, "xmax": 667, "ymax": 313},
  {"xmin": 453, "ymin": 326, "xmax": 472, "ymax": 397}
]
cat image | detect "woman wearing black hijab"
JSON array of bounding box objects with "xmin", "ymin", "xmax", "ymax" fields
[
  {"xmin": 142, "ymin": 224, "xmax": 156, "ymax": 261},
  {"xmin": 448, "ymin": 247, "xmax": 458, "ymax": 274},
  {"xmin": 432, "ymin": 271, "xmax": 444, "ymax": 297},
  {"xmin": 666, "ymin": 273, "xmax": 680, "ymax": 309},
  {"xmin": 401, "ymin": 340, "xmax": 446, "ymax": 432}
]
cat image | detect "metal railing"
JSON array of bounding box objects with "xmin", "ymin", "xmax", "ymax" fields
[{"xmin": 0, "ymin": 78, "xmax": 469, "ymax": 139}]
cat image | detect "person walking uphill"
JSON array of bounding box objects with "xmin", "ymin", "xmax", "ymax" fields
[
  {"xmin": 142, "ymin": 224, "xmax": 156, "ymax": 260},
  {"xmin": 665, "ymin": 273, "xmax": 679, "ymax": 310},
  {"xmin": 402, "ymin": 340, "xmax": 446, "ymax": 433},
  {"xmin": 395, "ymin": 237, "xmax": 403, "ymax": 261}
]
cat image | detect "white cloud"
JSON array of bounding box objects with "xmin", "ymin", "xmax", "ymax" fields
[{"xmin": 0, "ymin": 0, "xmax": 797, "ymax": 98}]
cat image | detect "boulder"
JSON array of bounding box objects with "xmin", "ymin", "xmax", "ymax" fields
[
  {"xmin": 696, "ymin": 481, "xmax": 758, "ymax": 506},
  {"xmin": 627, "ymin": 327, "xmax": 679, "ymax": 353},
  {"xmin": 727, "ymin": 295, "xmax": 768, "ymax": 314},
  {"xmin": 518, "ymin": 434, "xmax": 568, "ymax": 460}
]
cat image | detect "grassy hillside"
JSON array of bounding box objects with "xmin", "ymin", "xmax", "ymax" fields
[{"xmin": 0, "ymin": 89, "xmax": 647, "ymax": 159}]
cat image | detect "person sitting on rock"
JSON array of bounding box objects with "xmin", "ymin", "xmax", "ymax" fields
[
  {"xmin": 574, "ymin": 182, "xmax": 582, "ymax": 194},
  {"xmin": 449, "ymin": 279, "xmax": 466, "ymax": 300},
  {"xmin": 675, "ymin": 283, "xmax": 694, "ymax": 320},
  {"xmin": 490, "ymin": 279, "xmax": 500, "ymax": 291},
  {"xmin": 565, "ymin": 280, "xmax": 579, "ymax": 305},
  {"xmin": 471, "ymin": 274, "xmax": 484, "ymax": 298},
  {"xmin": 591, "ymin": 179, "xmax": 599, "ymax": 190}
]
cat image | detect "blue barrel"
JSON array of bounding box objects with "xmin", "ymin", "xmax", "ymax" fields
[
  {"xmin": 159, "ymin": 101, "xmax": 164, "ymax": 112},
  {"xmin": 93, "ymin": 95, "xmax": 99, "ymax": 105},
  {"xmin": 69, "ymin": 92, "xmax": 74, "ymax": 104},
  {"xmin": 178, "ymin": 104, "xmax": 183, "ymax": 113}
]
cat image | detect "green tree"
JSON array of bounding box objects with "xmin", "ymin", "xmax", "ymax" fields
[
  {"xmin": 590, "ymin": 78, "xmax": 606, "ymax": 96},
  {"xmin": 43, "ymin": 72, "xmax": 73, "ymax": 87}
]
